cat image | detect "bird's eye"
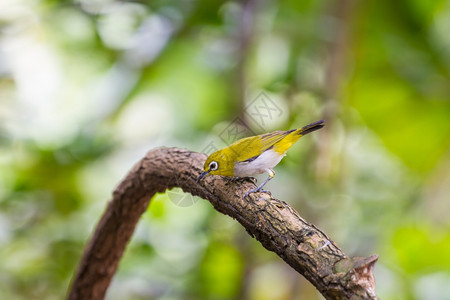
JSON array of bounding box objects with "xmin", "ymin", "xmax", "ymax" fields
[{"xmin": 209, "ymin": 161, "xmax": 218, "ymax": 171}]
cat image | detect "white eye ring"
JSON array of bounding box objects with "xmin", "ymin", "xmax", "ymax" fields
[{"xmin": 209, "ymin": 161, "xmax": 218, "ymax": 171}]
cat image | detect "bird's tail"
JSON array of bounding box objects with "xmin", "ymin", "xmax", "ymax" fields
[{"xmin": 298, "ymin": 119, "xmax": 325, "ymax": 135}]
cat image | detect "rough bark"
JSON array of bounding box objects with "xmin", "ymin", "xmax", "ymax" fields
[{"xmin": 68, "ymin": 147, "xmax": 378, "ymax": 300}]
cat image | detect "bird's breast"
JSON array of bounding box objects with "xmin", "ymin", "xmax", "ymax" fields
[{"xmin": 233, "ymin": 149, "xmax": 285, "ymax": 177}]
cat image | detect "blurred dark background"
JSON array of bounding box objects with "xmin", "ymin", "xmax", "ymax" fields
[{"xmin": 1, "ymin": 0, "xmax": 450, "ymax": 299}]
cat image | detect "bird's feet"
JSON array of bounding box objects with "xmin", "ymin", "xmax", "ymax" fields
[{"xmin": 243, "ymin": 188, "xmax": 271, "ymax": 200}]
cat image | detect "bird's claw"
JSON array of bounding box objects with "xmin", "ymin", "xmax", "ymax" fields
[
  {"xmin": 317, "ymin": 240, "xmax": 331, "ymax": 251},
  {"xmin": 247, "ymin": 177, "xmax": 258, "ymax": 184},
  {"xmin": 243, "ymin": 189, "xmax": 271, "ymax": 200}
]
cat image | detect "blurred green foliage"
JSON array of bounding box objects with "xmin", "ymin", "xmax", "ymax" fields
[{"xmin": 1, "ymin": 0, "xmax": 449, "ymax": 299}]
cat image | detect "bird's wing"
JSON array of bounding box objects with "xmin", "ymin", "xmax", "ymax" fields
[
  {"xmin": 259, "ymin": 130, "xmax": 295, "ymax": 152},
  {"xmin": 234, "ymin": 130, "xmax": 295, "ymax": 163}
]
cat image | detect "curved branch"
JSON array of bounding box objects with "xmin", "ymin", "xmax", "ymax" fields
[{"xmin": 68, "ymin": 147, "xmax": 378, "ymax": 300}]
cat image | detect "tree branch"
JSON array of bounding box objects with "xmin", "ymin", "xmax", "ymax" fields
[{"xmin": 68, "ymin": 147, "xmax": 378, "ymax": 300}]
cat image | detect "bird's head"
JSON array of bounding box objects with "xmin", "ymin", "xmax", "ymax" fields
[{"xmin": 197, "ymin": 149, "xmax": 234, "ymax": 182}]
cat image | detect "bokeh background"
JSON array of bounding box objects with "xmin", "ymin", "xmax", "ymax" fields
[{"xmin": 1, "ymin": 0, "xmax": 450, "ymax": 299}]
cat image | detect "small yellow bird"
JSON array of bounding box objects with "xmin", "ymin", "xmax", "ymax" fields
[{"xmin": 197, "ymin": 119, "xmax": 325, "ymax": 198}]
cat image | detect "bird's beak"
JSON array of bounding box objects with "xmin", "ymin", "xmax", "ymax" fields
[{"xmin": 197, "ymin": 169, "xmax": 211, "ymax": 182}]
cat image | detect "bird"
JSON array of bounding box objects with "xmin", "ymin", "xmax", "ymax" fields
[{"xmin": 197, "ymin": 119, "xmax": 325, "ymax": 198}]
